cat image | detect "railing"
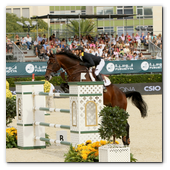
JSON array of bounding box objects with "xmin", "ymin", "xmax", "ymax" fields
[
  {"xmin": 12, "ymin": 41, "xmax": 25, "ymax": 62},
  {"xmin": 148, "ymin": 40, "xmax": 162, "ymax": 59}
]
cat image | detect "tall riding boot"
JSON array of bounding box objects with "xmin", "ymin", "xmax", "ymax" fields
[{"xmin": 96, "ymin": 74, "xmax": 107, "ymax": 92}]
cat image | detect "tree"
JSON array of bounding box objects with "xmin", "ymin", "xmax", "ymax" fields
[
  {"xmin": 6, "ymin": 13, "xmax": 48, "ymax": 33},
  {"xmin": 98, "ymin": 106, "xmax": 129, "ymax": 144},
  {"xmin": 67, "ymin": 19, "xmax": 96, "ymax": 36}
]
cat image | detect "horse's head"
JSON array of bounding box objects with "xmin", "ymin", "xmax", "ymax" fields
[{"xmin": 45, "ymin": 53, "xmax": 61, "ymax": 81}]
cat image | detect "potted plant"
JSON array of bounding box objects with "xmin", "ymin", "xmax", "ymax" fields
[{"xmin": 98, "ymin": 106, "xmax": 130, "ymax": 162}]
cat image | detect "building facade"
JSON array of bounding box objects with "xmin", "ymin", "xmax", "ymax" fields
[{"xmin": 6, "ymin": 6, "xmax": 162, "ymax": 36}]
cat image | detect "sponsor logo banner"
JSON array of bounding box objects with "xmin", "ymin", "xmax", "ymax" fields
[
  {"xmin": 6, "ymin": 59, "xmax": 162, "ymax": 77},
  {"xmin": 115, "ymin": 82, "xmax": 162, "ymax": 95}
]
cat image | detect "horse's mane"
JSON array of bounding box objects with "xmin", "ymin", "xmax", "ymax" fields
[{"xmin": 56, "ymin": 50, "xmax": 81, "ymax": 61}]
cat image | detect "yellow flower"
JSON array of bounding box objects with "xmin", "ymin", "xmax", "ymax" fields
[
  {"xmin": 6, "ymin": 89, "xmax": 12, "ymax": 98},
  {"xmin": 100, "ymin": 140, "xmax": 107, "ymax": 145},
  {"xmin": 81, "ymin": 153, "xmax": 87, "ymax": 160},
  {"xmin": 6, "ymin": 80, "xmax": 9, "ymax": 89},
  {"xmin": 82, "ymin": 145, "xmax": 87, "ymax": 150},
  {"xmin": 115, "ymin": 141, "xmax": 119, "ymax": 144},
  {"xmin": 94, "ymin": 150, "xmax": 99, "ymax": 157},
  {"xmin": 86, "ymin": 140, "xmax": 92, "ymax": 145}
]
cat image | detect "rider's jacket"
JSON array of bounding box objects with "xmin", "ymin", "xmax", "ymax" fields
[{"xmin": 80, "ymin": 52, "xmax": 102, "ymax": 68}]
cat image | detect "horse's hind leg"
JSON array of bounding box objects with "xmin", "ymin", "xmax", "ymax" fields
[{"xmin": 122, "ymin": 122, "xmax": 130, "ymax": 145}]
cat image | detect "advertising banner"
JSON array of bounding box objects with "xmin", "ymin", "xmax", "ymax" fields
[
  {"xmin": 6, "ymin": 62, "xmax": 47, "ymax": 77},
  {"xmin": 103, "ymin": 60, "xmax": 162, "ymax": 75},
  {"xmin": 6, "ymin": 59, "xmax": 162, "ymax": 77},
  {"xmin": 115, "ymin": 82, "xmax": 162, "ymax": 95}
]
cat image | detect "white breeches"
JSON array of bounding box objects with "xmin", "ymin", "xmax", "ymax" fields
[{"xmin": 95, "ymin": 59, "xmax": 105, "ymax": 76}]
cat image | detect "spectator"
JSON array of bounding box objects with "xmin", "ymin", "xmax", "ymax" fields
[
  {"xmin": 35, "ymin": 41, "xmax": 42, "ymax": 57},
  {"xmin": 151, "ymin": 34, "xmax": 157, "ymax": 40},
  {"xmin": 129, "ymin": 43, "xmax": 134, "ymax": 52},
  {"xmin": 124, "ymin": 40, "xmax": 130, "ymax": 47},
  {"xmin": 43, "ymin": 41, "xmax": 49, "ymax": 50},
  {"xmin": 105, "ymin": 34, "xmax": 109, "ymax": 40},
  {"xmin": 144, "ymin": 37, "xmax": 149, "ymax": 46},
  {"xmin": 133, "ymin": 48, "xmax": 140, "ymax": 56},
  {"xmin": 135, "ymin": 33, "xmax": 140, "ymax": 47},
  {"xmin": 131, "ymin": 33, "xmax": 136, "ymax": 46},
  {"xmin": 42, "ymin": 34, "xmax": 47, "ymax": 42},
  {"xmin": 51, "ymin": 45, "xmax": 56, "ymax": 54},
  {"xmin": 119, "ymin": 45, "xmax": 124, "ymax": 56},
  {"xmin": 115, "ymin": 34, "xmax": 119, "ymax": 42},
  {"xmin": 112, "ymin": 55, "xmax": 116, "ymax": 60},
  {"xmin": 113, "ymin": 47, "xmax": 119, "ymax": 58},
  {"xmin": 39, "ymin": 46, "xmax": 48, "ymax": 60},
  {"xmin": 41, "ymin": 39, "xmax": 45, "ymax": 45},
  {"xmin": 122, "ymin": 53, "xmax": 127, "ymax": 60},
  {"xmin": 126, "ymin": 55, "xmax": 131, "ymax": 60},
  {"xmin": 124, "ymin": 45, "xmax": 130, "ymax": 54},
  {"xmin": 61, "ymin": 38, "xmax": 66, "ymax": 48},
  {"xmin": 56, "ymin": 45, "xmax": 61, "ymax": 52},
  {"xmin": 90, "ymin": 41, "xmax": 96, "ymax": 48},
  {"xmin": 140, "ymin": 32, "xmax": 146, "ymax": 44},
  {"xmin": 98, "ymin": 45, "xmax": 103, "ymax": 56},
  {"xmin": 73, "ymin": 38, "xmax": 79, "ymax": 45},
  {"xmin": 15, "ymin": 34, "xmax": 21, "ymax": 48},
  {"xmin": 99, "ymin": 40, "xmax": 105, "ymax": 50},
  {"xmin": 94, "ymin": 35, "xmax": 98, "ymax": 43},
  {"xmin": 138, "ymin": 52, "xmax": 146, "ymax": 60},
  {"xmin": 21, "ymin": 37, "xmax": 27, "ymax": 50},
  {"xmin": 110, "ymin": 34, "xmax": 116, "ymax": 45},
  {"xmin": 7, "ymin": 39, "xmax": 13, "ymax": 53},
  {"xmin": 37, "ymin": 33, "xmax": 43, "ymax": 43},
  {"xmin": 131, "ymin": 53, "xmax": 138, "ymax": 60},
  {"xmin": 127, "ymin": 51, "xmax": 133, "ymax": 60},
  {"xmin": 120, "ymin": 33, "xmax": 125, "ymax": 42},
  {"xmin": 125, "ymin": 32, "xmax": 132, "ymax": 42},
  {"xmin": 55, "ymin": 39, "xmax": 60, "ymax": 45},
  {"xmin": 157, "ymin": 36, "xmax": 162, "ymax": 46},
  {"xmin": 24, "ymin": 34, "xmax": 32, "ymax": 50},
  {"xmin": 46, "ymin": 46, "xmax": 50, "ymax": 54},
  {"xmin": 152, "ymin": 37, "xmax": 157, "ymax": 44},
  {"xmin": 67, "ymin": 38, "xmax": 72, "ymax": 46},
  {"xmin": 145, "ymin": 32, "xmax": 151, "ymax": 41}
]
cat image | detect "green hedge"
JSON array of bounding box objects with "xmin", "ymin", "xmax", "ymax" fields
[{"xmin": 7, "ymin": 74, "xmax": 162, "ymax": 87}]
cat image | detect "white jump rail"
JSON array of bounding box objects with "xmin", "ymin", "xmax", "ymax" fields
[{"xmin": 15, "ymin": 81, "xmax": 104, "ymax": 149}]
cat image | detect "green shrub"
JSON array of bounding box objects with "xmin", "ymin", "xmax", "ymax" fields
[
  {"xmin": 6, "ymin": 97, "xmax": 16, "ymax": 126},
  {"xmin": 6, "ymin": 127, "xmax": 17, "ymax": 148},
  {"xmin": 7, "ymin": 74, "xmax": 162, "ymax": 87},
  {"xmin": 99, "ymin": 106, "xmax": 129, "ymax": 143}
]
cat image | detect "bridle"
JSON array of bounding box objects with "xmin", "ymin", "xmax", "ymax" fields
[{"xmin": 46, "ymin": 53, "xmax": 88, "ymax": 82}]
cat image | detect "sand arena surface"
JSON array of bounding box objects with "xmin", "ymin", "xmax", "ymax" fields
[{"xmin": 6, "ymin": 95, "xmax": 162, "ymax": 162}]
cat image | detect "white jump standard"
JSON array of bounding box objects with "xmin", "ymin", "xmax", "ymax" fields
[{"xmin": 15, "ymin": 81, "xmax": 103, "ymax": 149}]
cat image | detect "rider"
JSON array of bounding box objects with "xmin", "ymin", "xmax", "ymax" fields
[{"xmin": 73, "ymin": 46, "xmax": 106, "ymax": 91}]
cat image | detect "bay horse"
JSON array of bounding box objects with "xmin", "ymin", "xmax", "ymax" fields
[{"xmin": 45, "ymin": 51, "xmax": 147, "ymax": 145}]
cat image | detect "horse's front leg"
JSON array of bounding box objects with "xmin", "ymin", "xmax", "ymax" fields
[{"xmin": 122, "ymin": 122, "xmax": 130, "ymax": 145}]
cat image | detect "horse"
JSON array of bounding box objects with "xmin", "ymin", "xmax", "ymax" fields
[{"xmin": 45, "ymin": 51, "xmax": 147, "ymax": 145}]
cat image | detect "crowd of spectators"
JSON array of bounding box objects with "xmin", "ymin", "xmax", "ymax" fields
[{"xmin": 6, "ymin": 32, "xmax": 162, "ymax": 61}]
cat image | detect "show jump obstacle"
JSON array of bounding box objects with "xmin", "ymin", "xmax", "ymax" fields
[{"xmin": 15, "ymin": 81, "xmax": 103, "ymax": 149}]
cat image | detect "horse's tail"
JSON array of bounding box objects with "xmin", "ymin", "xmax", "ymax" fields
[{"xmin": 125, "ymin": 91, "xmax": 147, "ymax": 118}]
